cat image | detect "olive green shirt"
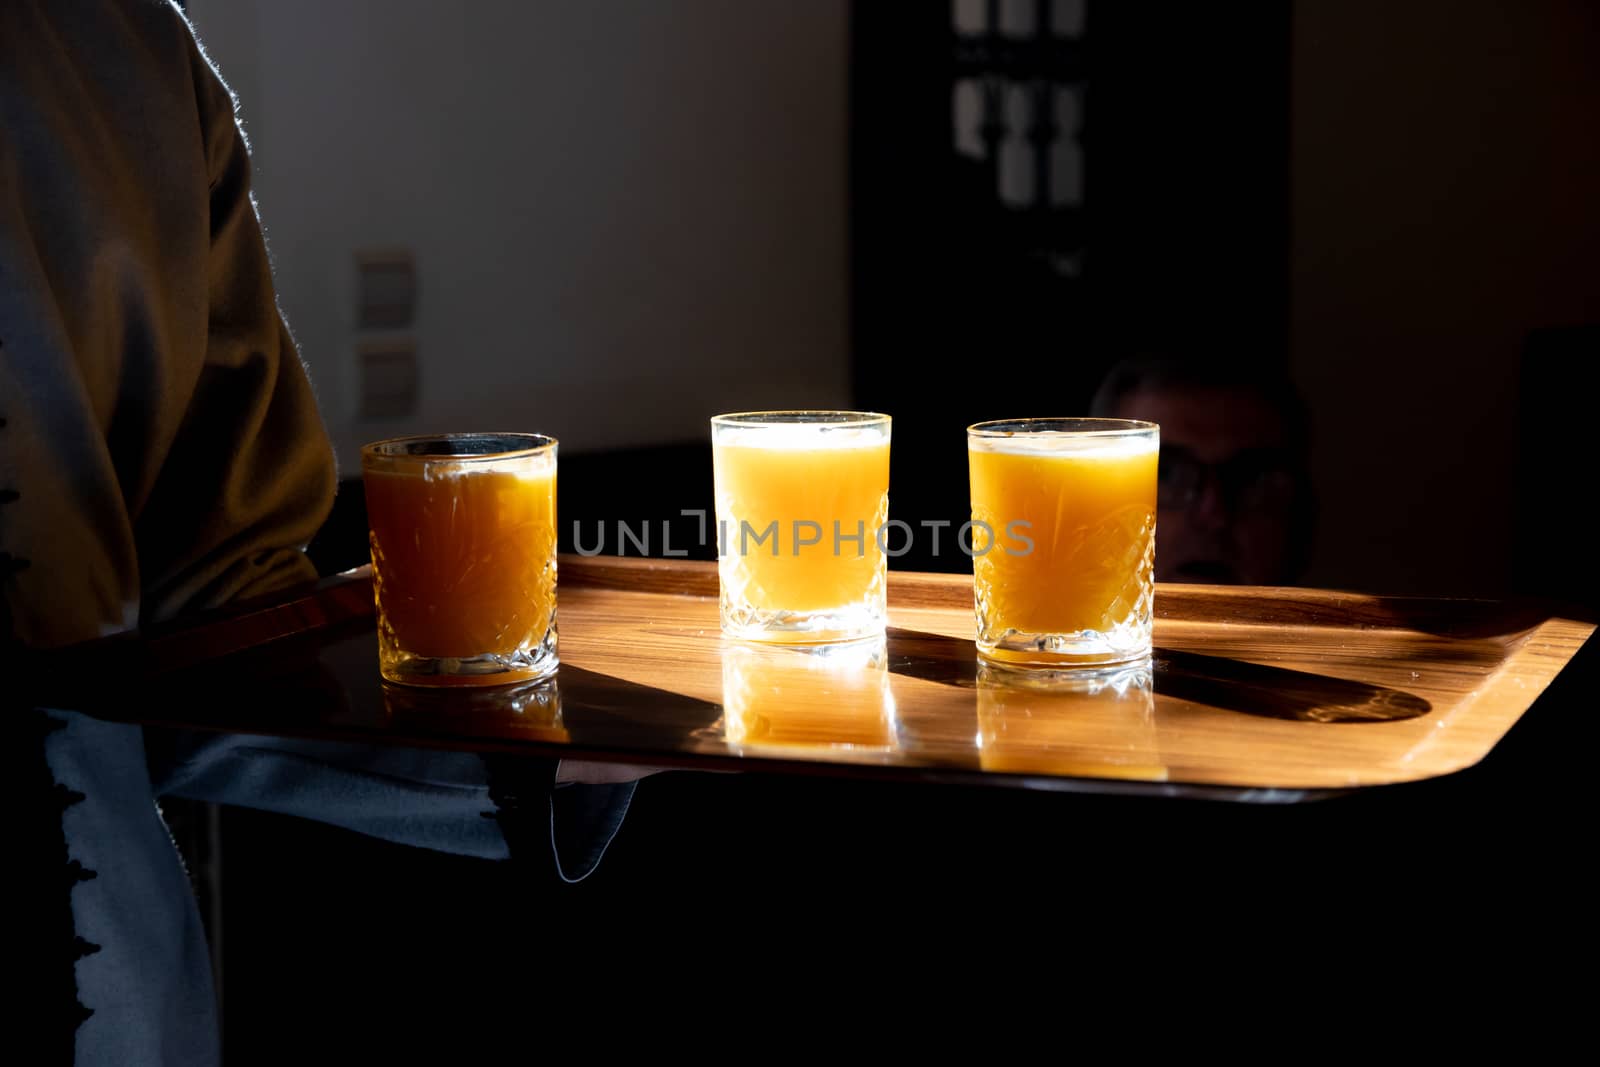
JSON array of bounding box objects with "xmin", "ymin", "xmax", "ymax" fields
[{"xmin": 1, "ymin": 0, "xmax": 336, "ymax": 648}]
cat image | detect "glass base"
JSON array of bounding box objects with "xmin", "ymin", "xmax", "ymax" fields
[
  {"xmin": 380, "ymin": 636, "xmax": 558, "ymax": 688},
  {"xmin": 976, "ymin": 618, "xmax": 1151, "ymax": 670},
  {"xmin": 976, "ymin": 656, "xmax": 1154, "ymax": 687},
  {"xmin": 719, "ymin": 595, "xmax": 886, "ymax": 645}
]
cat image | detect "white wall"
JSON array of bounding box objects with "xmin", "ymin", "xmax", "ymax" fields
[
  {"xmin": 188, "ymin": 0, "xmax": 851, "ymax": 472},
  {"xmin": 1291, "ymin": 0, "xmax": 1600, "ymax": 596}
]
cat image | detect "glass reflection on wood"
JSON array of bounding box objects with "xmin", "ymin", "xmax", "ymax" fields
[
  {"xmin": 381, "ymin": 676, "xmax": 567, "ymax": 743},
  {"xmin": 976, "ymin": 661, "xmax": 1166, "ymax": 781},
  {"xmin": 720, "ymin": 639, "xmax": 899, "ymax": 758}
]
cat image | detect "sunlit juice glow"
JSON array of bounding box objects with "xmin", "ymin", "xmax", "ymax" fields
[
  {"xmin": 969, "ymin": 436, "xmax": 1157, "ymax": 637},
  {"xmin": 713, "ymin": 430, "xmax": 890, "ymax": 615}
]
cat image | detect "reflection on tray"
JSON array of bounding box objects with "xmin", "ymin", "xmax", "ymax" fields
[
  {"xmin": 720, "ymin": 639, "xmax": 899, "ymax": 759},
  {"xmin": 976, "ymin": 661, "xmax": 1167, "ymax": 781},
  {"xmin": 381, "ymin": 676, "xmax": 569, "ymax": 742}
]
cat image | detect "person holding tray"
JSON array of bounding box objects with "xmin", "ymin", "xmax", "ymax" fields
[{"xmin": 1, "ymin": 4, "xmax": 636, "ymax": 1061}]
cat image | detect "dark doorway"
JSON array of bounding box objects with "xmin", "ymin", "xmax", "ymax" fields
[{"xmin": 849, "ymin": 1, "xmax": 1291, "ymax": 571}]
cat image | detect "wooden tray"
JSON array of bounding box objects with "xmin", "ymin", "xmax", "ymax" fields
[{"xmin": 31, "ymin": 556, "xmax": 1594, "ymax": 802}]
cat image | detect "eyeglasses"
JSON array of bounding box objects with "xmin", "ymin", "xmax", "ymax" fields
[{"xmin": 1157, "ymin": 446, "xmax": 1298, "ymax": 512}]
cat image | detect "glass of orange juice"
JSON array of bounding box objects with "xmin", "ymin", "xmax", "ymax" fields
[
  {"xmin": 362, "ymin": 433, "xmax": 558, "ymax": 686},
  {"xmin": 968, "ymin": 418, "xmax": 1158, "ymax": 668},
  {"xmin": 711, "ymin": 411, "xmax": 891, "ymax": 643}
]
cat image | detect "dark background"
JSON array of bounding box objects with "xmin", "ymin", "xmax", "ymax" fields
[{"xmin": 181, "ymin": 3, "xmax": 1595, "ymax": 1050}]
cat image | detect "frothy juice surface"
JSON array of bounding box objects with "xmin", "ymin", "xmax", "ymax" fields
[
  {"xmin": 713, "ymin": 428, "xmax": 890, "ymax": 614},
  {"xmin": 968, "ymin": 434, "xmax": 1157, "ymax": 636},
  {"xmin": 365, "ymin": 462, "xmax": 556, "ymax": 659}
]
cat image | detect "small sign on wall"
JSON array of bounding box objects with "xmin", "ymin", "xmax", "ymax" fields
[
  {"xmin": 358, "ymin": 338, "xmax": 419, "ymax": 419},
  {"xmin": 355, "ymin": 248, "xmax": 417, "ymax": 329}
]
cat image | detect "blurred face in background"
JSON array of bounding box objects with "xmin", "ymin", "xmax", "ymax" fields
[{"xmin": 1111, "ymin": 385, "xmax": 1303, "ymax": 585}]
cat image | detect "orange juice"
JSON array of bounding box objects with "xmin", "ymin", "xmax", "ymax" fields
[
  {"xmin": 712, "ymin": 413, "xmax": 890, "ymax": 642},
  {"xmin": 363, "ymin": 434, "xmax": 557, "ymax": 684},
  {"xmin": 968, "ymin": 420, "xmax": 1157, "ymax": 666}
]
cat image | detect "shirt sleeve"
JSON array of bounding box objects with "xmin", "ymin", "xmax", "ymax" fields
[{"xmin": 134, "ymin": 32, "xmax": 337, "ymax": 623}]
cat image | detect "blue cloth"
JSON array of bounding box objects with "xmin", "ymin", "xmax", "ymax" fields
[
  {"xmin": 44, "ymin": 709, "xmax": 635, "ymax": 1065},
  {"xmin": 46, "ymin": 714, "xmax": 220, "ymax": 1067}
]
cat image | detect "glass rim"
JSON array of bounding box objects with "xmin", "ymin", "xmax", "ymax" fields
[
  {"xmin": 361, "ymin": 432, "xmax": 557, "ymax": 462},
  {"xmin": 967, "ymin": 417, "xmax": 1158, "ymax": 439},
  {"xmin": 711, "ymin": 410, "xmax": 891, "ymax": 429}
]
